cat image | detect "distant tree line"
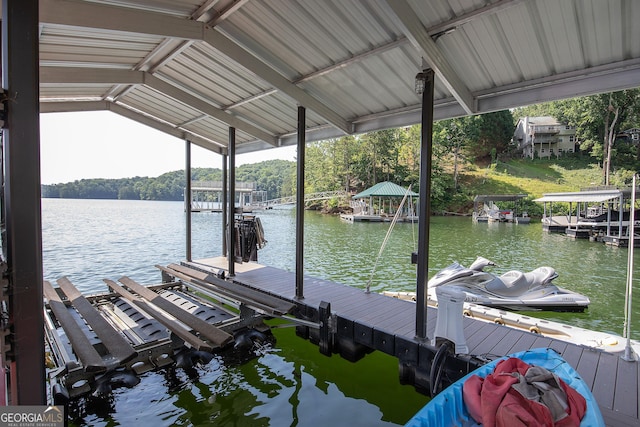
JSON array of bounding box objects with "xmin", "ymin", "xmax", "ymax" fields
[{"xmin": 42, "ymin": 159, "xmax": 296, "ymax": 201}]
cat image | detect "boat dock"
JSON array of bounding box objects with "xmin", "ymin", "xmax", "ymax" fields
[
  {"xmin": 163, "ymin": 257, "xmax": 638, "ymax": 427},
  {"xmin": 472, "ymin": 194, "xmax": 530, "ymax": 224},
  {"xmin": 43, "ymin": 255, "xmax": 640, "ymax": 425},
  {"xmin": 537, "ymin": 189, "xmax": 640, "ymax": 247}
]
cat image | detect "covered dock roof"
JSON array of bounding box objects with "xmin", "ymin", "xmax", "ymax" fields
[
  {"xmin": 534, "ymin": 190, "xmax": 623, "ymax": 203},
  {"xmin": 28, "ymin": 0, "xmax": 640, "ymax": 155},
  {"xmin": 353, "ymin": 181, "xmax": 418, "ymax": 199}
]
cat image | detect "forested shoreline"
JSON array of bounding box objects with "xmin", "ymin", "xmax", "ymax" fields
[
  {"xmin": 43, "ymin": 90, "xmax": 640, "ymax": 214},
  {"xmin": 41, "ymin": 159, "xmax": 296, "ymax": 202}
]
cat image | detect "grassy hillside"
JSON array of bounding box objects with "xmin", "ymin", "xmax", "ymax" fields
[{"xmin": 453, "ymin": 156, "xmax": 603, "ymax": 216}]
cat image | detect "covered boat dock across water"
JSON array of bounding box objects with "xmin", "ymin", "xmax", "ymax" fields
[{"xmin": 536, "ymin": 189, "xmax": 640, "ymax": 246}]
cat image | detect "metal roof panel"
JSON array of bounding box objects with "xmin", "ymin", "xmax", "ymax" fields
[{"xmin": 34, "ymin": 0, "xmax": 640, "ymax": 155}]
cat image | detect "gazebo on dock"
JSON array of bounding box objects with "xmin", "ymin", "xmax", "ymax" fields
[{"xmin": 342, "ymin": 181, "xmax": 418, "ymax": 222}]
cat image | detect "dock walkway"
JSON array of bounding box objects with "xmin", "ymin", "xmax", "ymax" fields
[{"xmin": 182, "ymin": 257, "xmax": 639, "ymax": 427}]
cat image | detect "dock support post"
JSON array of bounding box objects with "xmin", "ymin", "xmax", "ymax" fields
[
  {"xmin": 319, "ymin": 301, "xmax": 332, "ymax": 356},
  {"xmin": 415, "ymin": 68, "xmax": 435, "ymax": 340},
  {"xmin": 222, "ymin": 153, "xmax": 228, "ymax": 256},
  {"xmin": 295, "ymin": 106, "xmax": 305, "ymax": 299},
  {"xmin": 1, "ymin": 0, "xmax": 46, "ymax": 404},
  {"xmin": 228, "ymin": 127, "xmax": 236, "ymax": 276},
  {"xmin": 185, "ymin": 140, "xmax": 192, "ymax": 261}
]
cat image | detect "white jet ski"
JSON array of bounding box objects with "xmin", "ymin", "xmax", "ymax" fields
[{"xmin": 427, "ymin": 256, "xmax": 590, "ymax": 312}]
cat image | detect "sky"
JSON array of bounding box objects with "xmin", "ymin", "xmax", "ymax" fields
[{"xmin": 39, "ymin": 111, "xmax": 297, "ymax": 185}]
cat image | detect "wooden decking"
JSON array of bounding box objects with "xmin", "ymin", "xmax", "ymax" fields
[{"xmin": 184, "ymin": 257, "xmax": 640, "ymax": 427}]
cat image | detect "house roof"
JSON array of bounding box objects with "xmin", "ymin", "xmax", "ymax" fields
[
  {"xmin": 353, "ymin": 182, "xmax": 418, "ymax": 199},
  {"xmin": 527, "ymin": 117, "xmax": 561, "ymax": 126},
  {"xmin": 29, "ymin": 0, "xmax": 640, "ymax": 156}
]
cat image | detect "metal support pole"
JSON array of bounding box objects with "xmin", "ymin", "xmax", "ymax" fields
[
  {"xmin": 1, "ymin": 0, "xmax": 46, "ymax": 404},
  {"xmin": 295, "ymin": 106, "xmax": 306, "ymax": 299},
  {"xmin": 415, "ymin": 69, "xmax": 435, "ymax": 340},
  {"xmin": 222, "ymin": 153, "xmax": 228, "ymax": 256},
  {"xmin": 228, "ymin": 128, "xmax": 236, "ymax": 276},
  {"xmin": 622, "ymin": 174, "xmax": 638, "ymax": 361},
  {"xmin": 185, "ymin": 140, "xmax": 192, "ymax": 262}
]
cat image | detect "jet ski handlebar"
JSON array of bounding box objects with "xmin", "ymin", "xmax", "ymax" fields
[{"xmin": 468, "ymin": 256, "xmax": 497, "ymax": 271}]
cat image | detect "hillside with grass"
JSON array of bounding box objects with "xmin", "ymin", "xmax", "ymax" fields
[{"xmin": 451, "ymin": 156, "xmax": 604, "ymax": 217}]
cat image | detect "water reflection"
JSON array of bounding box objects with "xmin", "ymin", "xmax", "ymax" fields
[{"xmin": 42, "ymin": 199, "xmax": 640, "ymax": 426}]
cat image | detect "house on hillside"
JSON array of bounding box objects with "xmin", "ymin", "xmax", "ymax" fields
[{"xmin": 513, "ymin": 116, "xmax": 577, "ymax": 159}]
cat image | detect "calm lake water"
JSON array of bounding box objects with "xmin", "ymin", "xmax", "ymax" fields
[{"xmin": 41, "ymin": 198, "xmax": 640, "ymax": 426}]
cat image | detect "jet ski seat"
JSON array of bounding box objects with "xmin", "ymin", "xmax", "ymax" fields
[
  {"xmin": 486, "ymin": 271, "xmax": 528, "ymax": 297},
  {"xmin": 486, "ymin": 267, "xmax": 557, "ymax": 297},
  {"xmin": 524, "ymin": 266, "xmax": 558, "ymax": 286}
]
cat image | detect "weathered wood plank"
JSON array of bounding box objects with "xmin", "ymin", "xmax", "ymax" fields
[
  {"xmin": 546, "ymin": 339, "xmax": 568, "ymax": 356},
  {"xmin": 468, "ymin": 324, "xmax": 510, "ymax": 356},
  {"xmin": 506, "ymin": 332, "xmax": 538, "ymax": 355},
  {"xmin": 43, "ymin": 281, "xmax": 106, "ymax": 373},
  {"xmin": 353, "ymin": 298, "xmax": 410, "ymax": 324},
  {"xmin": 557, "ymin": 342, "xmax": 583, "ymax": 368},
  {"xmin": 464, "ymin": 322, "xmax": 502, "ymax": 354},
  {"xmin": 57, "ymin": 277, "xmax": 137, "ymax": 364}
]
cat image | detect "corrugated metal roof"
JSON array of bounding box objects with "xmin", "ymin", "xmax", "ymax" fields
[
  {"xmin": 534, "ymin": 190, "xmax": 622, "ymax": 203},
  {"xmin": 31, "ymin": 0, "xmax": 640, "ymax": 156},
  {"xmin": 353, "ymin": 181, "xmax": 418, "ymax": 199}
]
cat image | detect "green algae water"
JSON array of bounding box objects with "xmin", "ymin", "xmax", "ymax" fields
[{"xmin": 41, "ymin": 199, "xmax": 640, "ymax": 426}]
